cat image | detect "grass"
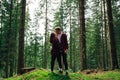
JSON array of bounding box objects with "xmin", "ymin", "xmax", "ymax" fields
[{"xmin": 5, "ymin": 69, "xmax": 120, "ymax": 80}]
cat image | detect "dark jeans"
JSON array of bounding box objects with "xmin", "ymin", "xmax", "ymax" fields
[{"xmin": 51, "ymin": 51, "xmax": 68, "ymax": 71}]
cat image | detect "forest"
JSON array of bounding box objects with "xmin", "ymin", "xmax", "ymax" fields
[{"xmin": 0, "ymin": 0, "xmax": 120, "ymax": 80}]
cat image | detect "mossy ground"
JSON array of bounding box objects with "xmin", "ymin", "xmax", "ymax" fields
[{"xmin": 5, "ymin": 69, "xmax": 120, "ymax": 80}]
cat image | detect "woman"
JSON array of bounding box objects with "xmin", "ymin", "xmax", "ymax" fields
[{"xmin": 50, "ymin": 32, "xmax": 62, "ymax": 73}]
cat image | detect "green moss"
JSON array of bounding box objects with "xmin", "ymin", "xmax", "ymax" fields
[{"xmin": 5, "ymin": 69, "xmax": 120, "ymax": 80}]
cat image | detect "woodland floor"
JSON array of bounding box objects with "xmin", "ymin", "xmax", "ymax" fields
[{"xmin": 5, "ymin": 69, "xmax": 120, "ymax": 80}]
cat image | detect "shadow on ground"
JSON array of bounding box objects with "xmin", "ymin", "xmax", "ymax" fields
[{"xmin": 48, "ymin": 73, "xmax": 71, "ymax": 80}]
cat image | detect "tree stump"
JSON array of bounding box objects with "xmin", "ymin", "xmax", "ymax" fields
[{"xmin": 21, "ymin": 67, "xmax": 35, "ymax": 74}]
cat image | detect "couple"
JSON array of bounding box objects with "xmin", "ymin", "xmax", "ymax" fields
[{"xmin": 50, "ymin": 27, "xmax": 68, "ymax": 75}]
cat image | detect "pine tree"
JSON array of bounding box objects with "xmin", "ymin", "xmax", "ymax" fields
[
  {"xmin": 106, "ymin": 0, "xmax": 119, "ymax": 69},
  {"xmin": 43, "ymin": 0, "xmax": 48, "ymax": 69},
  {"xmin": 18, "ymin": 0, "xmax": 26, "ymax": 74},
  {"xmin": 79, "ymin": 0, "xmax": 87, "ymax": 70}
]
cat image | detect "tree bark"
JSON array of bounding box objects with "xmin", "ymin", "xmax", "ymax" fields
[
  {"xmin": 34, "ymin": 36, "xmax": 37, "ymax": 67},
  {"xmin": 103, "ymin": 0, "xmax": 109, "ymax": 69},
  {"xmin": 0, "ymin": 1, "xmax": 2, "ymax": 52},
  {"xmin": 14, "ymin": 0, "xmax": 19, "ymax": 74},
  {"xmin": 17, "ymin": 0, "xmax": 26, "ymax": 74},
  {"xmin": 60, "ymin": 0, "xmax": 64, "ymax": 30},
  {"xmin": 5, "ymin": 0, "xmax": 13, "ymax": 77},
  {"xmin": 105, "ymin": 0, "xmax": 119, "ymax": 69},
  {"xmin": 9, "ymin": 0, "xmax": 14, "ymax": 77},
  {"xmin": 69, "ymin": 1, "xmax": 72, "ymax": 69},
  {"xmin": 79, "ymin": 0, "xmax": 87, "ymax": 70},
  {"xmin": 43, "ymin": 0, "xmax": 48, "ymax": 68},
  {"xmin": 100, "ymin": 0, "xmax": 106, "ymax": 70}
]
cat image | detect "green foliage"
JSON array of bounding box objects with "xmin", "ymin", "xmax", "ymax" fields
[
  {"xmin": 0, "ymin": 0, "xmax": 31, "ymax": 77},
  {"xmin": 5, "ymin": 69, "xmax": 120, "ymax": 80},
  {"xmin": 1, "ymin": 0, "xmax": 120, "ymax": 78},
  {"xmin": 112, "ymin": 0, "xmax": 120, "ymax": 62}
]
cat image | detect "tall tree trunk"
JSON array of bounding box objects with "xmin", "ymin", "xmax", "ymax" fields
[
  {"xmin": 17, "ymin": 0, "xmax": 26, "ymax": 74},
  {"xmin": 0, "ymin": 2, "xmax": 2, "ymax": 52},
  {"xmin": 43, "ymin": 0, "xmax": 48, "ymax": 68},
  {"xmin": 14, "ymin": 0, "xmax": 19, "ymax": 74},
  {"xmin": 105, "ymin": 0, "xmax": 119, "ymax": 69},
  {"xmin": 5, "ymin": 0, "xmax": 13, "ymax": 77},
  {"xmin": 60, "ymin": 0, "xmax": 64, "ymax": 30},
  {"xmin": 69, "ymin": 1, "xmax": 72, "ymax": 69},
  {"xmin": 73, "ymin": 33, "xmax": 76, "ymax": 72},
  {"xmin": 79, "ymin": 0, "xmax": 87, "ymax": 70},
  {"xmin": 103, "ymin": 0, "xmax": 108, "ymax": 69},
  {"xmin": 9, "ymin": 0, "xmax": 13, "ymax": 77},
  {"xmin": 34, "ymin": 36, "xmax": 37, "ymax": 67},
  {"xmin": 42, "ymin": 38, "xmax": 44, "ymax": 67},
  {"xmin": 100, "ymin": 0, "xmax": 106, "ymax": 70},
  {"xmin": 2, "ymin": 1, "xmax": 9, "ymax": 78},
  {"xmin": 5, "ymin": 59, "xmax": 9, "ymax": 78},
  {"xmin": 24, "ymin": 36, "xmax": 27, "ymax": 67}
]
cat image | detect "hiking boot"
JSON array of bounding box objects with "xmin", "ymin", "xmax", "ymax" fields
[
  {"xmin": 59, "ymin": 70, "xmax": 63, "ymax": 74},
  {"xmin": 59, "ymin": 68, "xmax": 63, "ymax": 74},
  {"xmin": 51, "ymin": 71, "xmax": 55, "ymax": 74},
  {"xmin": 66, "ymin": 72, "xmax": 68, "ymax": 75},
  {"xmin": 65, "ymin": 70, "xmax": 68, "ymax": 75}
]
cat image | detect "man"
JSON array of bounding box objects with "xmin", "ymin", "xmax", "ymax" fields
[{"xmin": 50, "ymin": 27, "xmax": 68, "ymax": 75}]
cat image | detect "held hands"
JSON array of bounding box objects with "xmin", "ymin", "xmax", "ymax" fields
[{"xmin": 65, "ymin": 49, "xmax": 68, "ymax": 54}]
